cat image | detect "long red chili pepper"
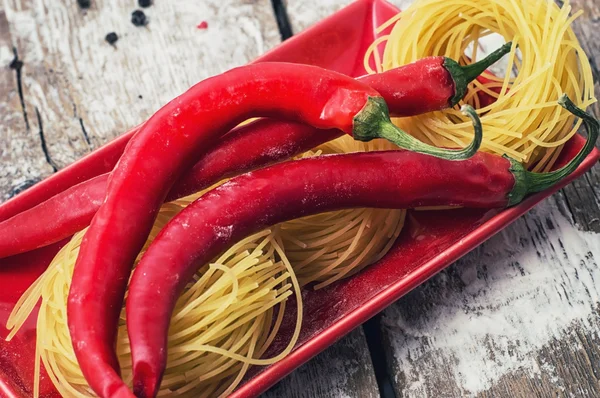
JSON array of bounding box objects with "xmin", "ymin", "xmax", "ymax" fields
[
  {"xmin": 67, "ymin": 61, "xmax": 488, "ymax": 398},
  {"xmin": 0, "ymin": 121, "xmax": 339, "ymax": 259},
  {"xmin": 0, "ymin": 44, "xmax": 512, "ymax": 259},
  {"xmin": 126, "ymin": 95, "xmax": 596, "ymax": 397},
  {"xmin": 0, "ymin": 42, "xmax": 511, "ymax": 225}
]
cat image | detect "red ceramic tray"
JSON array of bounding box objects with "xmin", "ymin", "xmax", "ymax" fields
[{"xmin": 1, "ymin": 0, "xmax": 598, "ymax": 397}]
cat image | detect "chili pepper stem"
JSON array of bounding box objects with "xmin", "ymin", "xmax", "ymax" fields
[
  {"xmin": 445, "ymin": 41, "xmax": 514, "ymax": 106},
  {"xmin": 353, "ymin": 97, "xmax": 482, "ymax": 160},
  {"xmin": 507, "ymin": 95, "xmax": 599, "ymax": 206}
]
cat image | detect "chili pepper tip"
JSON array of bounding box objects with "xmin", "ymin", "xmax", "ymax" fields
[
  {"xmin": 506, "ymin": 95, "xmax": 599, "ymax": 206},
  {"xmin": 445, "ymin": 41, "xmax": 513, "ymax": 106}
]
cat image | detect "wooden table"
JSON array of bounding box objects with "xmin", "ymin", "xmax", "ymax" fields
[{"xmin": 1, "ymin": 0, "xmax": 598, "ymax": 397}]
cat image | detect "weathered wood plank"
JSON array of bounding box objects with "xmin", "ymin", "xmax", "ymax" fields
[
  {"xmin": 0, "ymin": 0, "xmax": 280, "ymax": 200},
  {"xmin": 284, "ymin": 0, "xmax": 346, "ymax": 33},
  {"xmin": 285, "ymin": 0, "xmax": 413, "ymax": 34},
  {"xmin": 0, "ymin": 9, "xmax": 54, "ymax": 199},
  {"xmin": 559, "ymin": 0, "xmax": 600, "ymax": 233},
  {"xmin": 262, "ymin": 328, "xmax": 380, "ymax": 398},
  {"xmin": 382, "ymin": 195, "xmax": 600, "ymax": 397}
]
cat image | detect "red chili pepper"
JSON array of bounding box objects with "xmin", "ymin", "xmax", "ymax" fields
[
  {"xmin": 67, "ymin": 62, "xmax": 487, "ymax": 398},
  {"xmin": 0, "ymin": 45, "xmax": 512, "ymax": 259},
  {"xmin": 126, "ymin": 96, "xmax": 596, "ymax": 397},
  {"xmin": 366, "ymin": 42, "xmax": 512, "ymax": 114},
  {"xmin": 0, "ymin": 121, "xmax": 339, "ymax": 259}
]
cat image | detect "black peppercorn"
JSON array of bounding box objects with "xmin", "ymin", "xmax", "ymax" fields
[
  {"xmin": 131, "ymin": 10, "xmax": 148, "ymax": 27},
  {"xmin": 77, "ymin": 0, "xmax": 91, "ymax": 9},
  {"xmin": 138, "ymin": 0, "xmax": 152, "ymax": 8},
  {"xmin": 105, "ymin": 32, "xmax": 119, "ymax": 45}
]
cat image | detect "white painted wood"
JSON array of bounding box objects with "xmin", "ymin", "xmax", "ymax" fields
[
  {"xmin": 0, "ymin": 0, "xmax": 280, "ymax": 200},
  {"xmin": 0, "ymin": 8, "xmax": 55, "ymax": 200},
  {"xmin": 382, "ymin": 196, "xmax": 600, "ymax": 397},
  {"xmin": 285, "ymin": 0, "xmax": 413, "ymax": 34}
]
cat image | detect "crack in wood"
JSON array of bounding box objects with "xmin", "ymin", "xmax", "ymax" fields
[
  {"xmin": 79, "ymin": 118, "xmax": 92, "ymax": 147},
  {"xmin": 270, "ymin": 0, "xmax": 293, "ymax": 41},
  {"xmin": 72, "ymin": 103, "xmax": 92, "ymax": 147},
  {"xmin": 363, "ymin": 315, "xmax": 398, "ymax": 398},
  {"xmin": 9, "ymin": 47, "xmax": 29, "ymax": 130},
  {"xmin": 35, "ymin": 107, "xmax": 59, "ymax": 172}
]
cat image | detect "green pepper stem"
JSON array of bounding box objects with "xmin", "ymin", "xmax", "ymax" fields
[
  {"xmin": 525, "ymin": 95, "xmax": 598, "ymax": 193},
  {"xmin": 506, "ymin": 95, "xmax": 598, "ymax": 206},
  {"xmin": 353, "ymin": 97, "xmax": 482, "ymax": 160},
  {"xmin": 445, "ymin": 41, "xmax": 513, "ymax": 106}
]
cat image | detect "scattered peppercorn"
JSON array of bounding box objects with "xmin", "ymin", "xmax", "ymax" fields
[
  {"xmin": 131, "ymin": 10, "xmax": 148, "ymax": 27},
  {"xmin": 197, "ymin": 21, "xmax": 208, "ymax": 29},
  {"xmin": 138, "ymin": 0, "xmax": 152, "ymax": 8},
  {"xmin": 138, "ymin": 95, "xmax": 143, "ymax": 99},
  {"xmin": 77, "ymin": 0, "xmax": 91, "ymax": 9},
  {"xmin": 105, "ymin": 32, "xmax": 119, "ymax": 45}
]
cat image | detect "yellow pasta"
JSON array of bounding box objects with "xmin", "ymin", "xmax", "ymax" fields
[
  {"xmin": 279, "ymin": 137, "xmax": 407, "ymax": 289},
  {"xmin": 365, "ymin": 0, "xmax": 596, "ymax": 171},
  {"xmin": 6, "ymin": 134, "xmax": 407, "ymax": 397},
  {"xmin": 6, "ymin": 201, "xmax": 301, "ymax": 398}
]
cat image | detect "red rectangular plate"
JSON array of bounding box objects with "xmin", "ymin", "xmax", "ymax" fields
[{"xmin": 1, "ymin": 0, "xmax": 598, "ymax": 397}]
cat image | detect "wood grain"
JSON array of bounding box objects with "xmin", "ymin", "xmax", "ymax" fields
[
  {"xmin": 559, "ymin": 0, "xmax": 600, "ymax": 234},
  {"xmin": 0, "ymin": 9, "xmax": 54, "ymax": 199},
  {"xmin": 0, "ymin": 0, "xmax": 280, "ymax": 200},
  {"xmin": 262, "ymin": 328, "xmax": 380, "ymax": 398},
  {"xmin": 382, "ymin": 195, "xmax": 600, "ymax": 397},
  {"xmin": 285, "ymin": 0, "xmax": 413, "ymax": 33}
]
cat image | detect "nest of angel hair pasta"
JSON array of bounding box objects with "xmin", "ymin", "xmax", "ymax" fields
[
  {"xmin": 6, "ymin": 200, "xmax": 301, "ymax": 398},
  {"xmin": 366, "ymin": 0, "xmax": 596, "ymax": 172}
]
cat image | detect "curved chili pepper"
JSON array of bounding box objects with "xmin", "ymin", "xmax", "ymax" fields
[
  {"xmin": 0, "ymin": 121, "xmax": 339, "ymax": 259},
  {"xmin": 67, "ymin": 62, "xmax": 486, "ymax": 398},
  {"xmin": 126, "ymin": 95, "xmax": 596, "ymax": 397},
  {"xmin": 0, "ymin": 45, "xmax": 512, "ymax": 259}
]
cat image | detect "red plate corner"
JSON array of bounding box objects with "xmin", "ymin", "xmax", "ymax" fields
[{"xmin": 1, "ymin": 0, "xmax": 598, "ymax": 397}]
